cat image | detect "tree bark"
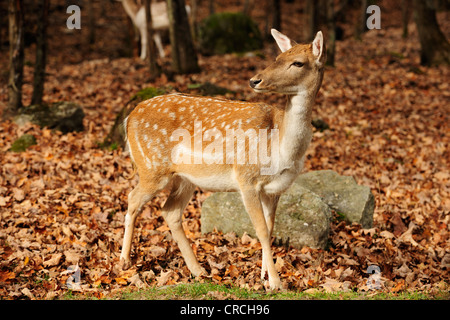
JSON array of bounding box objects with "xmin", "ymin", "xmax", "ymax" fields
[
  {"xmin": 305, "ymin": 0, "xmax": 317, "ymax": 41},
  {"xmin": 354, "ymin": 0, "xmax": 368, "ymax": 40},
  {"xmin": 243, "ymin": 0, "xmax": 254, "ymax": 17},
  {"xmin": 144, "ymin": 0, "xmax": 161, "ymax": 78},
  {"xmin": 167, "ymin": 0, "xmax": 200, "ymax": 74},
  {"xmin": 413, "ymin": 0, "xmax": 450, "ymax": 66},
  {"xmin": 31, "ymin": 0, "xmax": 49, "ymax": 106},
  {"xmin": 87, "ymin": 0, "xmax": 96, "ymax": 46},
  {"xmin": 401, "ymin": 0, "xmax": 410, "ymax": 39},
  {"xmin": 190, "ymin": 0, "xmax": 198, "ymax": 41},
  {"xmin": 5, "ymin": 0, "xmax": 24, "ymax": 119},
  {"xmin": 272, "ymin": 0, "xmax": 281, "ymax": 32},
  {"xmin": 326, "ymin": 0, "xmax": 336, "ymax": 66}
]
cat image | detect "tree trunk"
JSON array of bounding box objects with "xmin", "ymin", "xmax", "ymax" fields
[
  {"xmin": 305, "ymin": 0, "xmax": 317, "ymax": 41},
  {"xmin": 272, "ymin": 0, "xmax": 281, "ymax": 32},
  {"xmin": 243, "ymin": 0, "xmax": 254, "ymax": 16},
  {"xmin": 413, "ymin": 0, "xmax": 450, "ymax": 66},
  {"xmin": 354, "ymin": 0, "xmax": 368, "ymax": 40},
  {"xmin": 401, "ymin": 0, "xmax": 410, "ymax": 38},
  {"xmin": 5, "ymin": 0, "xmax": 24, "ymax": 119},
  {"xmin": 87, "ymin": 0, "xmax": 96, "ymax": 46},
  {"xmin": 190, "ymin": 0, "xmax": 198, "ymax": 41},
  {"xmin": 144, "ymin": 0, "xmax": 161, "ymax": 78},
  {"xmin": 31, "ymin": 0, "xmax": 49, "ymax": 106},
  {"xmin": 326, "ymin": 0, "xmax": 336, "ymax": 66},
  {"xmin": 167, "ymin": 0, "xmax": 200, "ymax": 74}
]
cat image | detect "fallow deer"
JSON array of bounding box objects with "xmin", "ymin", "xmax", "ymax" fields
[{"xmin": 120, "ymin": 29, "xmax": 326, "ymax": 290}]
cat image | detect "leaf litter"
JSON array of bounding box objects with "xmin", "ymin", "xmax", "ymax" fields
[{"xmin": 0, "ymin": 1, "xmax": 449, "ymax": 299}]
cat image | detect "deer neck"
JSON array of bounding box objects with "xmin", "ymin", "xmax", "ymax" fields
[
  {"xmin": 285, "ymin": 91, "xmax": 313, "ymax": 121},
  {"xmin": 278, "ymin": 91, "xmax": 314, "ymax": 166}
]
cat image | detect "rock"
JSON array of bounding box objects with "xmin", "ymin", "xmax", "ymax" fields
[
  {"xmin": 10, "ymin": 134, "xmax": 37, "ymax": 152},
  {"xmin": 198, "ymin": 12, "xmax": 263, "ymax": 55},
  {"xmin": 14, "ymin": 102, "xmax": 84, "ymax": 134},
  {"xmin": 295, "ymin": 170, "xmax": 375, "ymax": 228},
  {"xmin": 201, "ymin": 185, "xmax": 332, "ymax": 249},
  {"xmin": 201, "ymin": 170, "xmax": 375, "ymax": 249}
]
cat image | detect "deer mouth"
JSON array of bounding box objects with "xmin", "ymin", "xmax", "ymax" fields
[
  {"xmin": 252, "ymin": 87, "xmax": 269, "ymax": 93},
  {"xmin": 249, "ymin": 79, "xmax": 272, "ymax": 93}
]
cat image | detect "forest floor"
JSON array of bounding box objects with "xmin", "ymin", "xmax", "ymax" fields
[{"xmin": 0, "ymin": 1, "xmax": 449, "ymax": 299}]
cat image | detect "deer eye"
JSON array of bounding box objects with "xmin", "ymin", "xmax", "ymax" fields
[{"xmin": 292, "ymin": 61, "xmax": 304, "ymax": 68}]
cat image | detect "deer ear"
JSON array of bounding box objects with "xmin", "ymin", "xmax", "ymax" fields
[
  {"xmin": 312, "ymin": 31, "xmax": 325, "ymax": 61},
  {"xmin": 271, "ymin": 29, "xmax": 296, "ymax": 53}
]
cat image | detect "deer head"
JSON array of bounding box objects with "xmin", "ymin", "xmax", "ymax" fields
[{"xmin": 250, "ymin": 29, "xmax": 326, "ymax": 97}]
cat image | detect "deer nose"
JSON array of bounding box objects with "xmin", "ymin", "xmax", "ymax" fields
[{"xmin": 249, "ymin": 79, "xmax": 262, "ymax": 88}]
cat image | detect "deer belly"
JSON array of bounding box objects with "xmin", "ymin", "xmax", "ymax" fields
[{"xmin": 177, "ymin": 171, "xmax": 239, "ymax": 192}]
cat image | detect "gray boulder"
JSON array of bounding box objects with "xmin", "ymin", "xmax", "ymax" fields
[
  {"xmin": 14, "ymin": 102, "xmax": 84, "ymax": 134},
  {"xmin": 295, "ymin": 170, "xmax": 374, "ymax": 228},
  {"xmin": 201, "ymin": 170, "xmax": 375, "ymax": 249},
  {"xmin": 201, "ymin": 185, "xmax": 332, "ymax": 250}
]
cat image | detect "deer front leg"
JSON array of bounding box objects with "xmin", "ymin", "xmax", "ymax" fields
[
  {"xmin": 260, "ymin": 193, "xmax": 280, "ymax": 281},
  {"xmin": 240, "ymin": 188, "xmax": 282, "ymax": 290}
]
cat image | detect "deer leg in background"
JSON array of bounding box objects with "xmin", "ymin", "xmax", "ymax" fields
[{"xmin": 153, "ymin": 32, "xmax": 165, "ymax": 58}]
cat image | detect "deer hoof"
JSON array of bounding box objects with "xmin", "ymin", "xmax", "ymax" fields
[{"xmin": 119, "ymin": 257, "xmax": 132, "ymax": 271}]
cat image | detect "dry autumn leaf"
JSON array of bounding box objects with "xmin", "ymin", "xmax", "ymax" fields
[
  {"xmin": 157, "ymin": 270, "xmax": 173, "ymax": 286},
  {"xmin": 43, "ymin": 253, "xmax": 63, "ymax": 268},
  {"xmin": 0, "ymin": 271, "xmax": 16, "ymax": 282},
  {"xmin": 115, "ymin": 277, "xmax": 128, "ymax": 285},
  {"xmin": 320, "ymin": 278, "xmax": 343, "ymax": 293}
]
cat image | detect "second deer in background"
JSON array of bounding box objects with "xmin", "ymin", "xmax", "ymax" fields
[{"xmin": 120, "ymin": 0, "xmax": 191, "ymax": 60}]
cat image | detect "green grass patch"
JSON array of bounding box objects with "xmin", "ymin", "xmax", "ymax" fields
[
  {"xmin": 60, "ymin": 282, "xmax": 450, "ymax": 300},
  {"xmin": 10, "ymin": 134, "xmax": 37, "ymax": 152},
  {"xmin": 131, "ymin": 87, "xmax": 166, "ymax": 101}
]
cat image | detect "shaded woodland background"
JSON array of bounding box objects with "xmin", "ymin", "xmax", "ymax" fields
[{"xmin": 0, "ymin": 0, "xmax": 449, "ymax": 299}]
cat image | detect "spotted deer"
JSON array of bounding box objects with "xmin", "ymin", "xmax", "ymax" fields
[{"xmin": 120, "ymin": 29, "xmax": 326, "ymax": 290}]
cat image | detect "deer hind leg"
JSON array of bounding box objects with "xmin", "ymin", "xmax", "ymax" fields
[
  {"xmin": 139, "ymin": 25, "xmax": 147, "ymax": 60},
  {"xmin": 161, "ymin": 177, "xmax": 205, "ymax": 277},
  {"xmin": 240, "ymin": 188, "xmax": 282, "ymax": 290},
  {"xmin": 153, "ymin": 32, "xmax": 165, "ymax": 58},
  {"xmin": 260, "ymin": 193, "xmax": 280, "ymax": 281},
  {"xmin": 120, "ymin": 176, "xmax": 167, "ymax": 269}
]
